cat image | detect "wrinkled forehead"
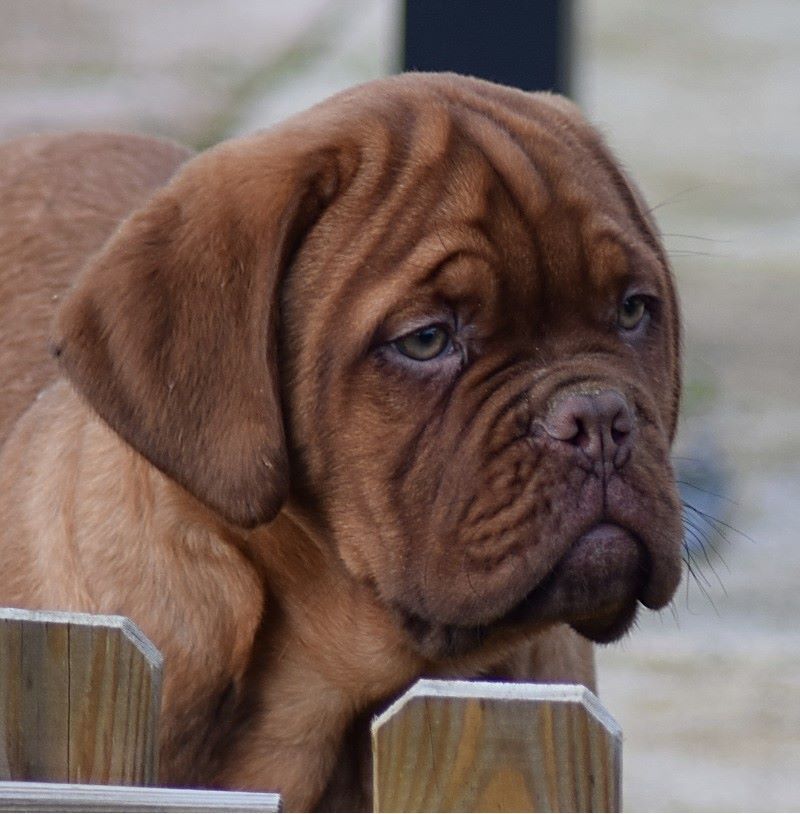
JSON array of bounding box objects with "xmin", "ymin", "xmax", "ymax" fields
[{"xmin": 286, "ymin": 89, "xmax": 666, "ymax": 342}]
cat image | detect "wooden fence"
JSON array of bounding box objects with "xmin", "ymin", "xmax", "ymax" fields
[
  {"xmin": 0, "ymin": 608, "xmax": 621, "ymax": 812},
  {"xmin": 372, "ymin": 680, "xmax": 620, "ymax": 812}
]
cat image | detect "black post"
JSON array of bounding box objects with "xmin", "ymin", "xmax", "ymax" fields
[{"xmin": 402, "ymin": 0, "xmax": 573, "ymax": 96}]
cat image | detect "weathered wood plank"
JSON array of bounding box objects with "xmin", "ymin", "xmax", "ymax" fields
[
  {"xmin": 372, "ymin": 680, "xmax": 621, "ymax": 813},
  {"xmin": 19, "ymin": 617, "xmax": 70, "ymax": 782},
  {"xmin": 0, "ymin": 608, "xmax": 161, "ymax": 786},
  {"xmin": 0, "ymin": 615, "xmax": 22, "ymax": 779},
  {"xmin": 0, "ymin": 781, "xmax": 281, "ymax": 812}
]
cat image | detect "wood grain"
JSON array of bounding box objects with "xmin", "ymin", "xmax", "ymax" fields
[
  {"xmin": 372, "ymin": 680, "xmax": 621, "ymax": 813},
  {"xmin": 0, "ymin": 608, "xmax": 161, "ymax": 786},
  {"xmin": 0, "ymin": 780, "xmax": 281, "ymax": 812}
]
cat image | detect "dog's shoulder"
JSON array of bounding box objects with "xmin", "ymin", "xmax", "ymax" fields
[{"xmin": 0, "ymin": 131, "xmax": 193, "ymax": 447}]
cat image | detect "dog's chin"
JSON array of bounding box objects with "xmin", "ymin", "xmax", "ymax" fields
[
  {"xmin": 516, "ymin": 522, "xmax": 649, "ymax": 643},
  {"xmin": 399, "ymin": 523, "xmax": 650, "ymax": 661}
]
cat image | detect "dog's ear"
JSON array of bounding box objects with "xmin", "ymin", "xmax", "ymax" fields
[{"xmin": 52, "ymin": 134, "xmax": 341, "ymax": 527}]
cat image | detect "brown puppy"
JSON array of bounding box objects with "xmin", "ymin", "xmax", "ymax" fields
[{"xmin": 0, "ymin": 73, "xmax": 683, "ymax": 810}]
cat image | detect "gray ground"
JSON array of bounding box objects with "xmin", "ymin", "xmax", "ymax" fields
[{"xmin": 1, "ymin": 1, "xmax": 798, "ymax": 810}]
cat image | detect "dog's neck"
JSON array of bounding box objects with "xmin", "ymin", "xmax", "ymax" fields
[{"xmin": 245, "ymin": 508, "xmax": 428, "ymax": 700}]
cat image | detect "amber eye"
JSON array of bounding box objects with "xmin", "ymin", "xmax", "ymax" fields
[
  {"xmin": 394, "ymin": 325, "xmax": 451, "ymax": 361},
  {"xmin": 618, "ymin": 295, "xmax": 647, "ymax": 330}
]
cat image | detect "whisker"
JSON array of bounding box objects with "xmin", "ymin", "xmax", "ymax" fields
[
  {"xmin": 683, "ymin": 506, "xmax": 739, "ymax": 550},
  {"xmin": 684, "ymin": 501, "xmax": 756, "ymax": 545},
  {"xmin": 681, "ymin": 554, "xmax": 694, "ymax": 612},
  {"xmin": 646, "ymin": 183, "xmax": 710, "ymax": 213},
  {"xmin": 682, "ymin": 521, "xmax": 709, "ymax": 554},
  {"xmin": 677, "ymin": 479, "xmax": 737, "ymax": 506},
  {"xmin": 683, "ymin": 552, "xmax": 720, "ymax": 615},
  {"xmin": 683, "ymin": 545, "xmax": 712, "ymax": 588},
  {"xmin": 683, "ymin": 522, "xmax": 729, "ymax": 595},
  {"xmin": 668, "ymin": 599, "xmax": 681, "ymax": 629},
  {"xmin": 661, "ymin": 232, "xmax": 733, "ymax": 244},
  {"xmin": 667, "ymin": 249, "xmax": 733, "ymax": 258},
  {"xmin": 703, "ymin": 555, "xmax": 728, "ymax": 597},
  {"xmin": 682, "ymin": 515, "xmax": 729, "ymax": 571}
]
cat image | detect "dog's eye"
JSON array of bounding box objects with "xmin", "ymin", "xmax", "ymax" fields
[
  {"xmin": 617, "ymin": 295, "xmax": 647, "ymax": 331},
  {"xmin": 394, "ymin": 325, "xmax": 451, "ymax": 361}
]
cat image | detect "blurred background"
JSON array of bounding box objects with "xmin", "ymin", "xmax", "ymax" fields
[{"xmin": 1, "ymin": 1, "xmax": 798, "ymax": 809}]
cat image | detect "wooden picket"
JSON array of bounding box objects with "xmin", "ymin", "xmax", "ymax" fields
[
  {"xmin": 0, "ymin": 608, "xmax": 279, "ymax": 812},
  {"xmin": 0, "ymin": 608, "xmax": 161, "ymax": 786},
  {"xmin": 371, "ymin": 679, "xmax": 621, "ymax": 812}
]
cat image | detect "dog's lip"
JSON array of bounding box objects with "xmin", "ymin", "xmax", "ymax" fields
[
  {"xmin": 568, "ymin": 600, "xmax": 639, "ymax": 643},
  {"xmin": 398, "ymin": 521, "xmax": 651, "ymax": 656},
  {"xmin": 500, "ymin": 521, "xmax": 648, "ymax": 642}
]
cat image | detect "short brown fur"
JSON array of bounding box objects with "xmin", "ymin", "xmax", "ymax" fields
[{"xmin": 0, "ymin": 74, "xmax": 681, "ymax": 810}]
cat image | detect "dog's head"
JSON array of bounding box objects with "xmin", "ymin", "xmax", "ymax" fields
[{"xmin": 54, "ymin": 74, "xmax": 683, "ymax": 659}]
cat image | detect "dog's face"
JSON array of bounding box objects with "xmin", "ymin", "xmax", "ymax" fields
[{"xmin": 55, "ymin": 74, "xmax": 683, "ymax": 661}]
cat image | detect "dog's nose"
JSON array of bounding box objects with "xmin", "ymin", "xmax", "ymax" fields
[{"xmin": 543, "ymin": 389, "xmax": 634, "ymax": 469}]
